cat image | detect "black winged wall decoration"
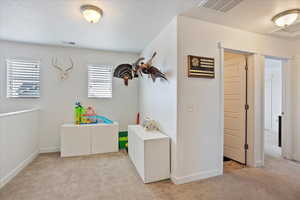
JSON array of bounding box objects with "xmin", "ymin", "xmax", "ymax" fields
[{"xmin": 113, "ymin": 52, "xmax": 167, "ymax": 86}]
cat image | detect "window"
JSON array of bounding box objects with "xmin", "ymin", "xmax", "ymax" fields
[
  {"xmin": 6, "ymin": 59, "xmax": 41, "ymax": 98},
  {"xmin": 88, "ymin": 65, "xmax": 112, "ymax": 98}
]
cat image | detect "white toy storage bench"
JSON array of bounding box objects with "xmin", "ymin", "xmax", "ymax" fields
[
  {"xmin": 128, "ymin": 125, "xmax": 170, "ymax": 183},
  {"xmin": 60, "ymin": 122, "xmax": 119, "ymax": 157}
]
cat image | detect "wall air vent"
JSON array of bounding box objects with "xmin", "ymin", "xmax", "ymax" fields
[{"xmin": 198, "ymin": 0, "xmax": 244, "ymax": 13}]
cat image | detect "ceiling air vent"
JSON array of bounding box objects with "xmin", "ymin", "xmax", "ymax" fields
[{"xmin": 198, "ymin": 0, "xmax": 244, "ymax": 13}]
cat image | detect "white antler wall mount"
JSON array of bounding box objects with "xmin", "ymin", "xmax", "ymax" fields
[{"xmin": 52, "ymin": 57, "xmax": 74, "ymax": 80}]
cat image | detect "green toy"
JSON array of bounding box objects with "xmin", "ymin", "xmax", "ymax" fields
[
  {"xmin": 75, "ymin": 102, "xmax": 84, "ymax": 124},
  {"xmin": 118, "ymin": 131, "xmax": 128, "ymax": 149}
]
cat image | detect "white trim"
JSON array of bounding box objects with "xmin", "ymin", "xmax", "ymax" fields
[
  {"xmin": 0, "ymin": 108, "xmax": 40, "ymax": 118},
  {"xmin": 219, "ymin": 48, "xmax": 264, "ymax": 168},
  {"xmin": 281, "ymin": 59, "xmax": 293, "ymax": 159},
  {"xmin": 254, "ymin": 54, "xmax": 265, "ymax": 167},
  {"xmin": 218, "ymin": 42, "xmax": 225, "ymax": 173},
  {"xmin": 255, "ymin": 160, "xmax": 264, "ymax": 167},
  {"xmin": 258, "ymin": 57, "xmax": 293, "ymax": 161},
  {"xmin": 171, "ymin": 169, "xmax": 222, "ymax": 185},
  {"xmin": 293, "ymin": 153, "xmax": 299, "ymax": 161},
  {"xmin": 0, "ymin": 150, "xmax": 39, "ymax": 189},
  {"xmin": 39, "ymin": 146, "xmax": 60, "ymax": 153},
  {"xmin": 216, "ymin": 44, "xmax": 295, "ymax": 179}
]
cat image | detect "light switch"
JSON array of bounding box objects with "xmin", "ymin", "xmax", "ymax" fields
[{"xmin": 187, "ymin": 105, "xmax": 193, "ymax": 112}]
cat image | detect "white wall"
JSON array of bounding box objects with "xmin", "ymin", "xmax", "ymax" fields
[
  {"xmin": 0, "ymin": 40, "xmax": 138, "ymax": 152},
  {"xmin": 175, "ymin": 16, "xmax": 295, "ymax": 183},
  {"xmin": 139, "ymin": 18, "xmax": 178, "ymax": 177},
  {"xmin": 287, "ymin": 39, "xmax": 300, "ymax": 161},
  {"xmin": 264, "ymin": 58, "xmax": 282, "ymax": 132},
  {"xmin": 291, "ymin": 57, "xmax": 300, "ymax": 161}
]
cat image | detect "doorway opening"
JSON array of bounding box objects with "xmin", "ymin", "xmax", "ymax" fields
[
  {"xmin": 264, "ymin": 57, "xmax": 283, "ymax": 159},
  {"xmin": 223, "ymin": 50, "xmax": 252, "ymax": 172}
]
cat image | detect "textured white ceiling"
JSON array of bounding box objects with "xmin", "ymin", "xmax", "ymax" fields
[
  {"xmin": 182, "ymin": 0, "xmax": 300, "ymax": 39},
  {"xmin": 0, "ymin": 0, "xmax": 198, "ymax": 53},
  {"xmin": 2, "ymin": 0, "xmax": 299, "ymax": 53}
]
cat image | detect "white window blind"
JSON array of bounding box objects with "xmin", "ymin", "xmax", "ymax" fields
[
  {"xmin": 6, "ymin": 59, "xmax": 41, "ymax": 98},
  {"xmin": 88, "ymin": 65, "xmax": 112, "ymax": 98}
]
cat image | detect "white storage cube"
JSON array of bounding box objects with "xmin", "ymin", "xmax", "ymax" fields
[
  {"xmin": 128, "ymin": 125, "xmax": 170, "ymax": 183},
  {"xmin": 61, "ymin": 125, "xmax": 90, "ymax": 157},
  {"xmin": 60, "ymin": 122, "xmax": 119, "ymax": 157},
  {"xmin": 91, "ymin": 125, "xmax": 119, "ymax": 154}
]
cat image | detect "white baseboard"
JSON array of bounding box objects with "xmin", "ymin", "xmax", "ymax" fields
[
  {"xmin": 0, "ymin": 149, "xmax": 39, "ymax": 189},
  {"xmin": 171, "ymin": 169, "xmax": 222, "ymax": 185},
  {"xmin": 292, "ymin": 153, "xmax": 300, "ymax": 162},
  {"xmin": 255, "ymin": 160, "xmax": 264, "ymax": 167},
  {"xmin": 39, "ymin": 146, "xmax": 60, "ymax": 153}
]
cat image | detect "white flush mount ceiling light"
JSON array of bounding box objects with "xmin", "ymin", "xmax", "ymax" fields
[
  {"xmin": 272, "ymin": 9, "xmax": 300, "ymax": 28},
  {"xmin": 80, "ymin": 5, "xmax": 103, "ymax": 23}
]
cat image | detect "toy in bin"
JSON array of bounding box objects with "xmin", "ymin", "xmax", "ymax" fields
[
  {"xmin": 74, "ymin": 102, "xmax": 113, "ymax": 125},
  {"xmin": 74, "ymin": 102, "xmax": 84, "ymax": 125},
  {"xmin": 82, "ymin": 106, "xmax": 98, "ymax": 124}
]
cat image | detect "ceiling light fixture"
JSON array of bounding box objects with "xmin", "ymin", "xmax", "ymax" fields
[
  {"xmin": 80, "ymin": 5, "xmax": 103, "ymax": 24},
  {"xmin": 272, "ymin": 9, "xmax": 300, "ymax": 28}
]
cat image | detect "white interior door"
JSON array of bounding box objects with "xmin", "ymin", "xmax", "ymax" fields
[
  {"xmin": 264, "ymin": 77, "xmax": 272, "ymax": 131},
  {"xmin": 224, "ymin": 52, "xmax": 246, "ymax": 164}
]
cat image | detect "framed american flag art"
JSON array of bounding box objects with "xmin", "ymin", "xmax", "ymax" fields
[{"xmin": 188, "ymin": 55, "xmax": 215, "ymax": 78}]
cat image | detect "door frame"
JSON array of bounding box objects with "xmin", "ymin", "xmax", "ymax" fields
[
  {"xmin": 262, "ymin": 56, "xmax": 292, "ymax": 162},
  {"xmin": 219, "ymin": 46, "xmax": 256, "ymax": 170},
  {"xmin": 219, "ymin": 42, "xmax": 293, "ymax": 171},
  {"xmin": 223, "ymin": 51, "xmax": 249, "ymax": 165},
  {"xmin": 280, "ymin": 58, "xmax": 293, "ymax": 160}
]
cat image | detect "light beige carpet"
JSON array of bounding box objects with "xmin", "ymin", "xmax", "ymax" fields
[{"xmin": 0, "ymin": 151, "xmax": 300, "ymax": 200}]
